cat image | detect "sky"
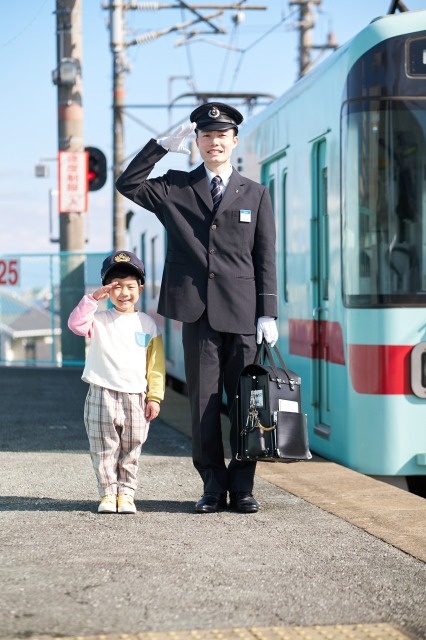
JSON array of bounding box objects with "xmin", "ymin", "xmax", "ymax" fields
[{"xmin": 1, "ymin": 0, "xmax": 426, "ymax": 256}]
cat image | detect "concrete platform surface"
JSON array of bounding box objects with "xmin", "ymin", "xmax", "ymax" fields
[{"xmin": 0, "ymin": 368, "xmax": 425, "ymax": 640}]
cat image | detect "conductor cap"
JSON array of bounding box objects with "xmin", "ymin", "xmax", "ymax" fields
[
  {"xmin": 101, "ymin": 251, "xmax": 145, "ymax": 285},
  {"xmin": 190, "ymin": 102, "xmax": 243, "ymax": 132}
]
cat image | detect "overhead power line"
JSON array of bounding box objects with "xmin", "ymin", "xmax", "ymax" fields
[{"xmin": 103, "ymin": 0, "xmax": 268, "ymax": 249}]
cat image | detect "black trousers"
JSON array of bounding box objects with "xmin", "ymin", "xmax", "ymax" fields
[{"xmin": 182, "ymin": 312, "xmax": 257, "ymax": 495}]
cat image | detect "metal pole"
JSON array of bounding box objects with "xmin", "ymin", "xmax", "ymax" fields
[
  {"xmin": 55, "ymin": 0, "xmax": 85, "ymax": 363},
  {"xmin": 110, "ymin": 0, "xmax": 127, "ymax": 250},
  {"xmin": 299, "ymin": 1, "xmax": 313, "ymax": 77},
  {"xmin": 289, "ymin": 0, "xmax": 321, "ymax": 79}
]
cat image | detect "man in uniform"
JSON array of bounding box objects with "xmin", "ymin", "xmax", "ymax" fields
[{"xmin": 116, "ymin": 102, "xmax": 278, "ymax": 513}]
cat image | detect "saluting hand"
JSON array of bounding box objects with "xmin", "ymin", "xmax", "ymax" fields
[
  {"xmin": 91, "ymin": 282, "xmax": 118, "ymax": 301},
  {"xmin": 157, "ymin": 123, "xmax": 196, "ymax": 155}
]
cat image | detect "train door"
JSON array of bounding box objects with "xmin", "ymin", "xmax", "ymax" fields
[
  {"xmin": 261, "ymin": 152, "xmax": 287, "ymax": 307},
  {"xmin": 311, "ymin": 139, "xmax": 332, "ymax": 434}
]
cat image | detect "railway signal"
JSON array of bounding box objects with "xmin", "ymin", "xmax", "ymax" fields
[{"xmin": 85, "ymin": 146, "xmax": 107, "ymax": 192}]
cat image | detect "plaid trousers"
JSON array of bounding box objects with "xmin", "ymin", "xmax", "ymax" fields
[{"xmin": 84, "ymin": 384, "xmax": 150, "ymax": 497}]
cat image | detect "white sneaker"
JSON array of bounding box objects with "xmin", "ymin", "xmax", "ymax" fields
[
  {"xmin": 117, "ymin": 494, "xmax": 137, "ymax": 514},
  {"xmin": 98, "ymin": 494, "xmax": 117, "ymax": 513}
]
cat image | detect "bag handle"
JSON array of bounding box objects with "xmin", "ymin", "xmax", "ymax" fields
[{"xmin": 254, "ymin": 339, "xmax": 295, "ymax": 389}]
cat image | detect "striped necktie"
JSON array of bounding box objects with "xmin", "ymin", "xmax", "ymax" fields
[{"xmin": 211, "ymin": 175, "xmax": 222, "ymax": 214}]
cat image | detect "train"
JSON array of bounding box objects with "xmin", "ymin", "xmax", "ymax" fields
[{"xmin": 128, "ymin": 8, "xmax": 426, "ymax": 495}]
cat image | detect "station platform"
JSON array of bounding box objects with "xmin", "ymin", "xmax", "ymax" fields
[{"xmin": 0, "ymin": 367, "xmax": 425, "ymax": 640}]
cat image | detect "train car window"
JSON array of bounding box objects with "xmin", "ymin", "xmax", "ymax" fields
[
  {"xmin": 140, "ymin": 232, "xmax": 146, "ymax": 312},
  {"xmin": 321, "ymin": 165, "xmax": 329, "ymax": 301},
  {"xmin": 341, "ymin": 98, "xmax": 426, "ymax": 307},
  {"xmin": 282, "ymin": 170, "xmax": 288, "ymax": 302},
  {"xmin": 261, "ymin": 159, "xmax": 286, "ymax": 303},
  {"xmin": 268, "ymin": 177, "xmax": 275, "ymax": 211},
  {"xmin": 345, "ymin": 31, "xmax": 426, "ymax": 99},
  {"xmin": 150, "ymin": 235, "xmax": 158, "ymax": 300}
]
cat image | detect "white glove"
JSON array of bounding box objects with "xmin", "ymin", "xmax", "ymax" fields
[
  {"xmin": 256, "ymin": 316, "xmax": 278, "ymax": 347},
  {"xmin": 157, "ymin": 123, "xmax": 196, "ymax": 155}
]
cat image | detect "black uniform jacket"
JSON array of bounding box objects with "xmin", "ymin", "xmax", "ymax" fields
[{"xmin": 116, "ymin": 138, "xmax": 277, "ymax": 334}]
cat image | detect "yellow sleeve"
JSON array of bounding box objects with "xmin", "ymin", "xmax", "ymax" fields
[{"xmin": 146, "ymin": 334, "xmax": 165, "ymax": 403}]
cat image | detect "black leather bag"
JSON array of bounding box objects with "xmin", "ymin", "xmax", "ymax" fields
[{"xmin": 235, "ymin": 341, "xmax": 311, "ymax": 463}]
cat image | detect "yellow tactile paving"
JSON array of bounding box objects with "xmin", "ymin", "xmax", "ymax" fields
[
  {"xmin": 161, "ymin": 388, "xmax": 426, "ymax": 564},
  {"xmin": 27, "ymin": 623, "xmax": 414, "ymax": 640}
]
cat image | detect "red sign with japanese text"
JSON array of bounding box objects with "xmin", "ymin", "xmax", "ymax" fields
[{"xmin": 58, "ymin": 151, "xmax": 88, "ymax": 213}]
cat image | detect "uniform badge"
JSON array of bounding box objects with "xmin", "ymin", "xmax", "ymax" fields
[
  {"xmin": 114, "ymin": 252, "xmax": 131, "ymax": 263},
  {"xmin": 208, "ymin": 106, "xmax": 220, "ymax": 119},
  {"xmin": 239, "ymin": 209, "xmax": 251, "ymax": 223}
]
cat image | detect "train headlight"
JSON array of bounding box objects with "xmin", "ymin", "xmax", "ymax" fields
[{"xmin": 410, "ymin": 342, "xmax": 426, "ymax": 397}]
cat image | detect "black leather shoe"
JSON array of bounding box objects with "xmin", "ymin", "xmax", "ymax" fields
[
  {"xmin": 195, "ymin": 493, "xmax": 227, "ymax": 513},
  {"xmin": 229, "ymin": 492, "xmax": 259, "ymax": 513}
]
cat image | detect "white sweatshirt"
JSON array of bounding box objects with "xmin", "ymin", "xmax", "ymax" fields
[{"xmin": 68, "ymin": 295, "xmax": 165, "ymax": 401}]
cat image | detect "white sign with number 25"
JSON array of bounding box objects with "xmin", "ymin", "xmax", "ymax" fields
[{"xmin": 0, "ymin": 258, "xmax": 20, "ymax": 286}]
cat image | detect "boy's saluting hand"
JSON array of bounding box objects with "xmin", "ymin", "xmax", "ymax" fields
[{"xmin": 92, "ymin": 282, "xmax": 118, "ymax": 301}]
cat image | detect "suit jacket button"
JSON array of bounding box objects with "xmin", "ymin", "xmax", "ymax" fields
[
  {"xmin": 209, "ymin": 272, "xmax": 215, "ymax": 279},
  {"xmin": 211, "ymin": 224, "xmax": 217, "ymax": 230},
  {"xmin": 209, "ymin": 249, "xmax": 215, "ymax": 254}
]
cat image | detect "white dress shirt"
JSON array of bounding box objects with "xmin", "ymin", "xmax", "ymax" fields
[{"xmin": 205, "ymin": 165, "xmax": 233, "ymax": 198}]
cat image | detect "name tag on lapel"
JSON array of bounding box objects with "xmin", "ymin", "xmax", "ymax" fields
[{"xmin": 239, "ymin": 209, "xmax": 251, "ymax": 223}]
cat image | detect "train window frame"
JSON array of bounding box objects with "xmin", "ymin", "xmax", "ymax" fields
[
  {"xmin": 406, "ymin": 36, "xmax": 426, "ymax": 78},
  {"xmin": 341, "ymin": 97, "xmax": 426, "ymax": 308}
]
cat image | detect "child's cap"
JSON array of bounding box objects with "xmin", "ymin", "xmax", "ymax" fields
[{"xmin": 101, "ymin": 251, "xmax": 145, "ymax": 285}]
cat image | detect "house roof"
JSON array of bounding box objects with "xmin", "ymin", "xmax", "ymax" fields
[{"xmin": 0, "ymin": 290, "xmax": 60, "ymax": 338}]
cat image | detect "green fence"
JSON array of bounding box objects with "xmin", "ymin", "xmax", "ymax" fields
[{"xmin": 0, "ymin": 252, "xmax": 109, "ymax": 367}]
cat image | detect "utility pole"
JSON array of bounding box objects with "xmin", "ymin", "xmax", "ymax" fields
[
  {"xmin": 289, "ymin": 0, "xmax": 337, "ymax": 78},
  {"xmin": 54, "ymin": 0, "xmax": 85, "ymax": 363},
  {"xmin": 110, "ymin": 0, "xmax": 128, "ymax": 251}
]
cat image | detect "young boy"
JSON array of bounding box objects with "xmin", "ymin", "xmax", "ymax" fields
[{"xmin": 68, "ymin": 250, "xmax": 165, "ymax": 514}]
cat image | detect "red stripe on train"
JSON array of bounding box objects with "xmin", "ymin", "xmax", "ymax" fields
[
  {"xmin": 289, "ymin": 319, "xmax": 412, "ymax": 394},
  {"xmin": 289, "ymin": 319, "xmax": 345, "ymax": 364}
]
